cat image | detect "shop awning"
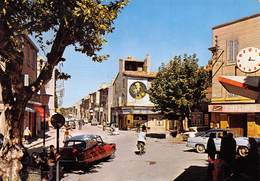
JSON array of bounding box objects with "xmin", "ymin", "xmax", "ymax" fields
[{"xmin": 218, "ymin": 76, "xmax": 260, "ymax": 100}]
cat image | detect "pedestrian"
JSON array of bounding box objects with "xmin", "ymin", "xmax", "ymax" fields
[
  {"xmin": 227, "ymin": 133, "xmax": 236, "ymax": 166},
  {"xmin": 136, "ymin": 123, "xmax": 140, "ymax": 133},
  {"xmin": 245, "ymin": 138, "xmax": 259, "ymax": 181},
  {"xmin": 137, "ymin": 125, "xmax": 147, "ymax": 154},
  {"xmin": 206, "ymin": 133, "xmax": 216, "ymax": 181},
  {"xmin": 219, "ymin": 131, "xmax": 236, "ymax": 179},
  {"xmin": 23, "ymin": 126, "xmax": 31, "ymax": 143},
  {"xmin": 78, "ymin": 120, "xmax": 82, "ymax": 130},
  {"xmin": 47, "ymin": 145, "xmax": 60, "ymax": 181},
  {"xmin": 103, "ymin": 121, "xmax": 106, "ymax": 131},
  {"xmin": 63, "ymin": 128, "xmax": 71, "ymax": 142}
]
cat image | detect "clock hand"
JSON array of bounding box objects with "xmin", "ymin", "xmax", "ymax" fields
[{"xmin": 248, "ymin": 57, "xmax": 255, "ymax": 61}]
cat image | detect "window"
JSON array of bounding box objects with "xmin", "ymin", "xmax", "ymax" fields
[
  {"xmin": 96, "ymin": 137, "xmax": 103, "ymax": 145},
  {"xmin": 228, "ymin": 40, "xmax": 238, "ymax": 64}
]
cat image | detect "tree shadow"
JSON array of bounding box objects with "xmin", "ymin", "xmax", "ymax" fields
[{"xmin": 173, "ymin": 165, "xmax": 207, "ymax": 181}]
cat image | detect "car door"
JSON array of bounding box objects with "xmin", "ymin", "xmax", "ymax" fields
[
  {"xmin": 61, "ymin": 141, "xmax": 75, "ymax": 162},
  {"xmin": 95, "ymin": 136, "xmax": 107, "ymax": 159},
  {"xmin": 201, "ymin": 132, "xmax": 210, "ymax": 148},
  {"xmin": 84, "ymin": 140, "xmax": 98, "ymax": 163}
]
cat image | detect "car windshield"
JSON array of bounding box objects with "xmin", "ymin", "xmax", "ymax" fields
[{"xmin": 64, "ymin": 140, "xmax": 86, "ymax": 150}]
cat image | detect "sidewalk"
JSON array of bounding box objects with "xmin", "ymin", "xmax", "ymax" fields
[{"xmin": 24, "ymin": 128, "xmax": 57, "ymax": 150}]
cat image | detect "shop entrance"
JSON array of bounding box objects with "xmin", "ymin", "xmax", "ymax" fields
[{"xmin": 229, "ymin": 114, "xmax": 247, "ymax": 137}]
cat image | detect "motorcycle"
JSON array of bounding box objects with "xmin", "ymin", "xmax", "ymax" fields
[
  {"xmin": 107, "ymin": 127, "xmax": 119, "ymax": 136},
  {"xmin": 137, "ymin": 141, "xmax": 145, "ymax": 154}
]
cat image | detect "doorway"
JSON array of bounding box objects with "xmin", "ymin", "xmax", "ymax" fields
[{"xmin": 228, "ymin": 114, "xmax": 247, "ymax": 137}]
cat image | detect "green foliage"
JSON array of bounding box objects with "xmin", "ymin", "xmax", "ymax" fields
[
  {"xmin": 1, "ymin": 0, "xmax": 128, "ymax": 62},
  {"xmin": 148, "ymin": 54, "xmax": 210, "ymax": 120},
  {"xmin": 0, "ymin": 0, "xmax": 128, "ymax": 105},
  {"xmin": 55, "ymin": 69, "xmax": 71, "ymax": 80}
]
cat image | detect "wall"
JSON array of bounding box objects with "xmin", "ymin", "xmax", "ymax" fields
[{"xmin": 212, "ymin": 15, "xmax": 260, "ymax": 102}]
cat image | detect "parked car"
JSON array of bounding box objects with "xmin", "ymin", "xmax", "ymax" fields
[
  {"xmin": 186, "ymin": 129, "xmax": 250, "ymax": 157},
  {"xmin": 91, "ymin": 118, "xmax": 98, "ymax": 126},
  {"xmin": 60, "ymin": 134, "xmax": 116, "ymax": 167},
  {"xmin": 182, "ymin": 126, "xmax": 210, "ymax": 140},
  {"xmin": 65, "ymin": 120, "xmax": 76, "ymax": 129}
]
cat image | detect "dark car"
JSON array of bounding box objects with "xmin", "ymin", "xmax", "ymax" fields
[{"xmin": 60, "ymin": 134, "xmax": 116, "ymax": 166}]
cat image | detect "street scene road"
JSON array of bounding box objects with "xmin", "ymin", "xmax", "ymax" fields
[
  {"xmin": 2, "ymin": 1, "xmax": 260, "ymax": 181},
  {"xmin": 27, "ymin": 124, "xmax": 208, "ymax": 181}
]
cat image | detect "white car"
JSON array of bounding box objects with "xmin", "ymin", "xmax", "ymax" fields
[
  {"xmin": 186, "ymin": 129, "xmax": 250, "ymax": 157},
  {"xmin": 182, "ymin": 126, "xmax": 209, "ymax": 140}
]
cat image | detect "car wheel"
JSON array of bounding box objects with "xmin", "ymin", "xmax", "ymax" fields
[
  {"xmin": 238, "ymin": 146, "xmax": 249, "ymax": 157},
  {"xmin": 196, "ymin": 144, "xmax": 205, "ymax": 153}
]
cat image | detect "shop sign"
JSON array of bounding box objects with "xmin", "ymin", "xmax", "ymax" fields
[
  {"xmin": 213, "ymin": 106, "xmax": 223, "ymax": 111},
  {"xmin": 209, "ymin": 104, "xmax": 260, "ymax": 112}
]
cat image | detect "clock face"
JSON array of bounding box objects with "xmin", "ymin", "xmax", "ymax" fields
[
  {"xmin": 236, "ymin": 47, "xmax": 260, "ymax": 73},
  {"xmin": 129, "ymin": 81, "xmax": 147, "ymax": 99}
]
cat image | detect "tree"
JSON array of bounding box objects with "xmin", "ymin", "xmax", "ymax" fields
[
  {"xmin": 0, "ymin": 0, "xmax": 128, "ymax": 180},
  {"xmin": 148, "ymin": 54, "xmax": 210, "ymax": 131}
]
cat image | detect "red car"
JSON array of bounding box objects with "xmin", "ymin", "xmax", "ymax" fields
[{"xmin": 60, "ymin": 134, "xmax": 116, "ymax": 166}]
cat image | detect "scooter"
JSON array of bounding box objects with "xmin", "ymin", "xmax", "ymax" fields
[
  {"xmin": 137, "ymin": 142, "xmax": 145, "ymax": 154},
  {"xmin": 107, "ymin": 127, "xmax": 119, "ymax": 136}
]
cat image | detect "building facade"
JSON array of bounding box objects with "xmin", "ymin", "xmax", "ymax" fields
[
  {"xmin": 111, "ymin": 56, "xmax": 163, "ymax": 131},
  {"xmin": 0, "ymin": 35, "xmax": 44, "ymax": 137},
  {"xmin": 209, "ymin": 14, "xmax": 260, "ymax": 138}
]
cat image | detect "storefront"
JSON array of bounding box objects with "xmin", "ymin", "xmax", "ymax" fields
[{"xmin": 209, "ymin": 104, "xmax": 260, "ymax": 137}]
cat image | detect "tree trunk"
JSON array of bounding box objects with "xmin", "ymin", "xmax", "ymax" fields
[{"xmin": 0, "ymin": 105, "xmax": 25, "ymax": 181}]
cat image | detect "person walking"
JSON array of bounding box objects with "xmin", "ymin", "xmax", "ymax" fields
[
  {"xmin": 137, "ymin": 125, "xmax": 147, "ymax": 153},
  {"xmin": 206, "ymin": 133, "xmax": 216, "ymax": 181},
  {"xmin": 63, "ymin": 128, "xmax": 71, "ymax": 142},
  {"xmin": 23, "ymin": 126, "xmax": 31, "ymax": 143}
]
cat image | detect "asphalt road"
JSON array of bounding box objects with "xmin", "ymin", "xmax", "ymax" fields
[{"xmin": 60, "ymin": 124, "xmax": 208, "ymax": 181}]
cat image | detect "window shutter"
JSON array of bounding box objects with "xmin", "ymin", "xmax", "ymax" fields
[
  {"xmin": 229, "ymin": 40, "xmax": 233, "ymax": 62},
  {"xmin": 234, "ymin": 40, "xmax": 239, "ymax": 62}
]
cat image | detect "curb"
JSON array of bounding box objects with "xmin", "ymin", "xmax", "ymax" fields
[{"xmin": 26, "ymin": 137, "xmax": 55, "ymax": 149}]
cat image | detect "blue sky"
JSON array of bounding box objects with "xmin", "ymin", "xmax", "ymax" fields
[{"xmin": 59, "ymin": 0, "xmax": 260, "ymax": 107}]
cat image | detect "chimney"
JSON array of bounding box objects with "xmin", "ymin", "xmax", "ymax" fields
[{"xmin": 144, "ymin": 54, "xmax": 151, "ymax": 72}]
